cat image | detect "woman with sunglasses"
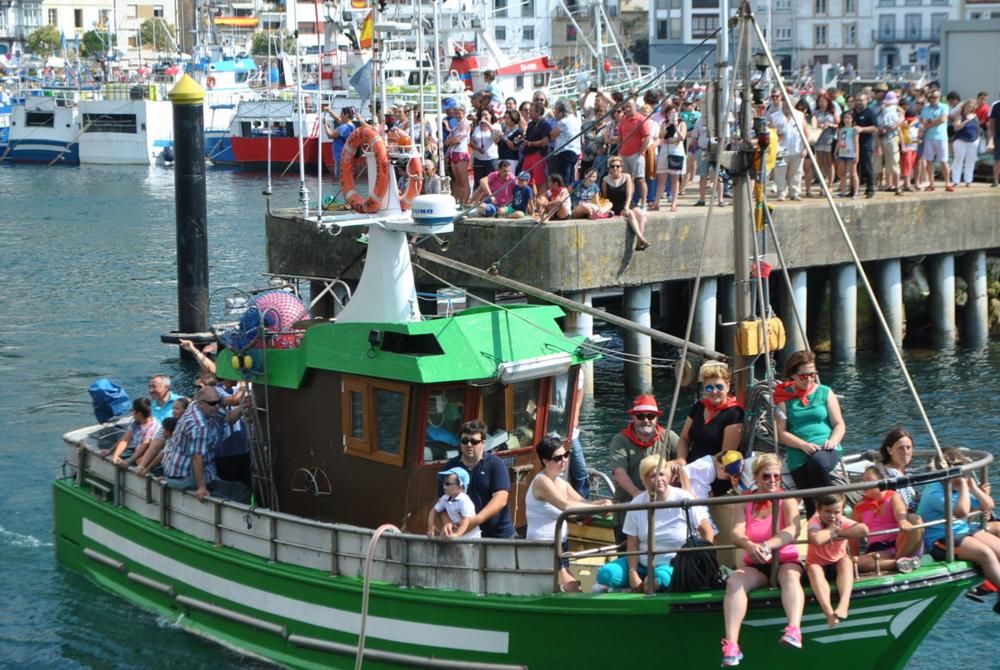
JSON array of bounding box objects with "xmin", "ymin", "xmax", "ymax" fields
[
  {"xmin": 722, "ymin": 453, "xmax": 805, "ymax": 666},
  {"xmin": 676, "ymin": 361, "xmax": 744, "ymax": 497},
  {"xmin": 526, "ymin": 436, "xmax": 610, "ymax": 592},
  {"xmin": 774, "ymin": 349, "xmax": 846, "ymax": 518},
  {"xmin": 602, "ymin": 158, "xmax": 649, "ymax": 250},
  {"xmin": 596, "ymin": 454, "xmax": 713, "ymax": 593}
]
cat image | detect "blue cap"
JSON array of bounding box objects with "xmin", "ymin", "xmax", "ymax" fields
[
  {"xmin": 442, "ymin": 97, "xmax": 458, "ymax": 111},
  {"xmin": 517, "ymin": 171, "xmax": 531, "ymax": 181},
  {"xmin": 438, "ymin": 467, "xmax": 469, "ymax": 489},
  {"xmin": 720, "ymin": 451, "xmax": 744, "ymax": 477}
]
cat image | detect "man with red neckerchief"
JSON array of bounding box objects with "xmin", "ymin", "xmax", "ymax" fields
[{"xmin": 609, "ymin": 394, "xmax": 679, "ymax": 544}]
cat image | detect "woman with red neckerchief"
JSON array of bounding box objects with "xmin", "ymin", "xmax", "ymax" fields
[
  {"xmin": 775, "ymin": 350, "xmax": 846, "ymax": 518},
  {"xmin": 676, "ymin": 361, "xmax": 744, "ymax": 497}
]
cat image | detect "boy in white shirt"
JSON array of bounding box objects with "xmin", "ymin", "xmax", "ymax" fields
[{"xmin": 427, "ymin": 467, "xmax": 481, "ymax": 539}]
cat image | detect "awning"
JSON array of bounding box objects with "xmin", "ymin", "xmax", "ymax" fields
[{"xmin": 214, "ymin": 17, "xmax": 259, "ymax": 27}]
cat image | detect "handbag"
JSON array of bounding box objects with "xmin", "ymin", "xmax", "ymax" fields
[
  {"xmin": 667, "ymin": 153, "xmax": 685, "ymax": 171},
  {"xmin": 668, "ymin": 501, "xmax": 725, "ymax": 593}
]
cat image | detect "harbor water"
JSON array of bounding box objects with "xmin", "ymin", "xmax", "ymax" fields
[{"xmin": 0, "ymin": 163, "xmax": 996, "ymax": 669}]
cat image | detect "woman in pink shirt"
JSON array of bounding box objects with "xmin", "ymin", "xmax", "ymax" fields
[{"xmin": 851, "ymin": 463, "xmax": 923, "ymax": 574}]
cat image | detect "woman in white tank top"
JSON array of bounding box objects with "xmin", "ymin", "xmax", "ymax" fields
[{"xmin": 526, "ymin": 435, "xmax": 611, "ymax": 591}]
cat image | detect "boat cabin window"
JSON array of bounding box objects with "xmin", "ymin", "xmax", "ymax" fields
[
  {"xmin": 547, "ymin": 369, "xmax": 578, "ymax": 440},
  {"xmin": 26, "ymin": 112, "xmax": 54, "ymax": 127},
  {"xmin": 341, "ymin": 375, "xmax": 410, "ymax": 466},
  {"xmin": 421, "ymin": 385, "xmax": 471, "ymax": 463},
  {"xmin": 532, "ymin": 73, "xmax": 548, "ymax": 89},
  {"xmin": 83, "ymin": 113, "xmax": 139, "ymax": 134},
  {"xmin": 481, "ymin": 380, "xmax": 546, "ymax": 453}
]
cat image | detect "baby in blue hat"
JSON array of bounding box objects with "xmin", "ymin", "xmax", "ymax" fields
[{"xmin": 427, "ymin": 467, "xmax": 481, "ymax": 539}]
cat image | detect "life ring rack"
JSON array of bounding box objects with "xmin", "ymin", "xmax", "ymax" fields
[
  {"xmin": 206, "ymin": 76, "xmax": 217, "ymax": 89},
  {"xmin": 340, "ymin": 125, "xmax": 391, "ymax": 214}
]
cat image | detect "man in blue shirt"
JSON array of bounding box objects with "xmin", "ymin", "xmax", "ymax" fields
[
  {"xmin": 163, "ymin": 386, "xmax": 223, "ymax": 501},
  {"xmin": 148, "ymin": 374, "xmax": 180, "ymax": 423},
  {"xmin": 328, "ymin": 106, "xmax": 356, "ymax": 179},
  {"xmin": 919, "ymin": 90, "xmax": 954, "ymax": 191},
  {"xmin": 441, "ymin": 419, "xmax": 514, "ymax": 538}
]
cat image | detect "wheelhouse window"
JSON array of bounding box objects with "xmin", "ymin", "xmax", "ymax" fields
[
  {"xmin": 342, "ymin": 376, "xmax": 409, "ymax": 466},
  {"xmin": 26, "ymin": 112, "xmax": 54, "ymax": 127},
  {"xmin": 421, "ymin": 385, "xmax": 471, "ymax": 464}
]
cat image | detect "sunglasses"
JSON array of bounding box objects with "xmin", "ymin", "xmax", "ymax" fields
[
  {"xmin": 704, "ymin": 383, "xmax": 726, "ymax": 393},
  {"xmin": 760, "ymin": 472, "xmax": 782, "ymax": 481},
  {"xmin": 548, "ymin": 452, "xmax": 570, "ymax": 462},
  {"xmin": 200, "ymin": 399, "xmax": 221, "ymax": 406},
  {"xmin": 609, "ymin": 163, "xmax": 623, "ymax": 168},
  {"xmin": 634, "ymin": 413, "xmax": 658, "ymax": 421},
  {"xmin": 460, "ymin": 437, "xmax": 483, "ymax": 445},
  {"xmin": 795, "ymin": 371, "xmax": 818, "ymax": 380},
  {"xmin": 443, "ymin": 478, "xmax": 461, "ymax": 486}
]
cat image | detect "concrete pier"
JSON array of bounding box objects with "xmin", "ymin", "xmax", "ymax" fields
[
  {"xmin": 960, "ymin": 251, "xmax": 989, "ymax": 344},
  {"xmin": 831, "ymin": 264, "xmax": 857, "ymax": 360},
  {"xmin": 927, "ymin": 254, "xmax": 957, "ymax": 346},
  {"xmin": 693, "ymin": 278, "xmax": 718, "ymax": 352},
  {"xmin": 623, "ymin": 285, "xmax": 653, "ymax": 395},
  {"xmin": 874, "ymin": 258, "xmax": 904, "ymax": 350},
  {"xmin": 564, "ymin": 291, "xmax": 595, "ymax": 396}
]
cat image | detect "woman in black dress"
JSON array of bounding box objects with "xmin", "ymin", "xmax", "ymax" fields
[
  {"xmin": 676, "ymin": 361, "xmax": 744, "ymax": 496},
  {"xmin": 601, "ymin": 157, "xmax": 649, "ymax": 251}
]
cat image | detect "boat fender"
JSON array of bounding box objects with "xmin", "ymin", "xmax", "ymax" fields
[
  {"xmin": 340, "ymin": 125, "xmax": 390, "ymax": 214},
  {"xmin": 160, "ymin": 331, "xmax": 217, "ymax": 346},
  {"xmin": 231, "ymin": 354, "xmax": 254, "ymax": 370},
  {"xmin": 735, "ymin": 317, "xmax": 787, "ymax": 357},
  {"xmin": 206, "ymin": 76, "xmax": 217, "ymax": 89}
]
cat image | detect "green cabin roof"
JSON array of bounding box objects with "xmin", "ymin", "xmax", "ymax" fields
[{"xmin": 217, "ymin": 304, "xmax": 595, "ymax": 388}]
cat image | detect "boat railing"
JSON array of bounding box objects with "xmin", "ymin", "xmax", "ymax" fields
[{"xmin": 555, "ymin": 449, "xmax": 993, "ymax": 594}]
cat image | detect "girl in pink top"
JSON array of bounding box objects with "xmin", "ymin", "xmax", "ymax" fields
[
  {"xmin": 806, "ymin": 493, "xmax": 869, "ymax": 628},
  {"xmin": 851, "ymin": 464, "xmax": 924, "ymax": 574},
  {"xmin": 722, "ymin": 454, "xmax": 804, "ymax": 667}
]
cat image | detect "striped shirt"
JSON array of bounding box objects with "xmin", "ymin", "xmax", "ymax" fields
[{"xmin": 162, "ymin": 403, "xmax": 220, "ymax": 483}]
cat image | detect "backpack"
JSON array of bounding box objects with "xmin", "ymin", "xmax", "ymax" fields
[
  {"xmin": 88, "ymin": 378, "xmax": 132, "ymax": 423},
  {"xmin": 668, "ymin": 502, "xmax": 726, "ymax": 593}
]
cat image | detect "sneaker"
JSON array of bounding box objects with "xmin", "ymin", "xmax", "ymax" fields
[
  {"xmin": 721, "ymin": 639, "xmax": 743, "ymax": 667},
  {"xmin": 779, "ymin": 625, "xmax": 802, "ymax": 649},
  {"xmin": 790, "ymin": 196, "xmax": 801, "ymax": 201},
  {"xmin": 695, "ymin": 200, "xmax": 706, "ymax": 206},
  {"xmin": 896, "ymin": 556, "xmax": 920, "ymax": 573}
]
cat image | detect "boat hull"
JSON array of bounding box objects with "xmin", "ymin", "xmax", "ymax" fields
[
  {"xmin": 6, "ymin": 138, "xmax": 80, "ymax": 164},
  {"xmin": 53, "ymin": 478, "xmax": 979, "ymax": 670},
  {"xmin": 230, "ymin": 136, "xmax": 319, "ymax": 172}
]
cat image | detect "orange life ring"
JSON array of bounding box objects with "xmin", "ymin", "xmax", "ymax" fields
[
  {"xmin": 341, "ymin": 125, "xmax": 391, "ymax": 214},
  {"xmin": 399, "ymin": 156, "xmax": 424, "ymax": 211},
  {"xmin": 206, "ymin": 76, "xmax": 217, "ymax": 89}
]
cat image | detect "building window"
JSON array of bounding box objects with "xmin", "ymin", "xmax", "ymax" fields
[
  {"xmin": 656, "ymin": 0, "xmax": 669, "ymax": 9},
  {"xmin": 341, "ymin": 376, "xmax": 410, "ymax": 467},
  {"xmin": 815, "ymin": 0, "xmax": 827, "ymax": 15},
  {"xmin": 670, "ymin": 18, "xmax": 681, "ymax": 37},
  {"xmin": 774, "ymin": 0, "xmax": 790, "ymax": 9},
  {"xmin": 495, "ymin": 25, "xmax": 507, "ymax": 40},
  {"xmin": 904, "ymin": 13, "xmax": 920, "ymax": 38},
  {"xmin": 74, "ymin": 8, "xmax": 83, "ymax": 28},
  {"xmin": 930, "ymin": 0, "xmax": 947, "ymax": 5},
  {"xmin": 879, "ymin": 15, "xmax": 895, "ymax": 39},
  {"xmin": 523, "ymin": 0, "xmax": 534, "ymax": 17},
  {"xmin": 930, "ymin": 13, "xmax": 946, "ymax": 38},
  {"xmin": 47, "ymin": 8, "xmax": 57, "ymax": 25},
  {"xmin": 815, "ymin": 24, "xmax": 827, "ymax": 46},
  {"xmin": 691, "ymin": 14, "xmax": 717, "ymax": 38},
  {"xmin": 878, "ymin": 0, "xmax": 895, "ymax": 6},
  {"xmin": 523, "ymin": 25, "xmax": 534, "ymax": 41},
  {"xmin": 775, "ymin": 26, "xmax": 792, "ymax": 41},
  {"xmin": 566, "ymin": 24, "xmax": 577, "ymax": 41},
  {"xmin": 154, "ymin": 6, "xmax": 164, "ymax": 18},
  {"xmin": 905, "ymin": 0, "xmax": 920, "ymax": 5},
  {"xmin": 669, "ymin": 0, "xmax": 681, "ymax": 7},
  {"xmin": 844, "ymin": 0, "xmax": 856, "ymax": 13},
  {"xmin": 495, "ymin": 0, "xmax": 507, "ymax": 18},
  {"xmin": 656, "ymin": 19, "xmax": 668, "ymax": 39},
  {"xmin": 844, "ymin": 23, "xmax": 857, "ymax": 46},
  {"xmin": 691, "ymin": 0, "xmax": 718, "ymax": 7}
]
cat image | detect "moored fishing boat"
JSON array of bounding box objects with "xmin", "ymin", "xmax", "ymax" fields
[
  {"xmin": 53, "ymin": 3, "xmax": 996, "ymax": 669},
  {"xmin": 5, "ymin": 87, "xmax": 94, "ymax": 164}
]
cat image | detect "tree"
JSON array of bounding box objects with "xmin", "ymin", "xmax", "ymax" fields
[
  {"xmin": 139, "ymin": 18, "xmax": 176, "ymax": 51},
  {"xmin": 26, "ymin": 25, "xmax": 62, "ymax": 58},
  {"xmin": 80, "ymin": 30, "xmax": 117, "ymax": 58},
  {"xmin": 251, "ymin": 30, "xmax": 296, "ymax": 56}
]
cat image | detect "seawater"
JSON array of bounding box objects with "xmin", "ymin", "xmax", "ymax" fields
[{"xmin": 0, "ymin": 163, "xmax": 996, "ymax": 669}]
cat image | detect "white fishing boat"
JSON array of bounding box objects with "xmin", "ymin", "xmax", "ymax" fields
[
  {"xmin": 5, "ymin": 88, "xmax": 94, "ymax": 165},
  {"xmin": 77, "ymin": 84, "xmax": 174, "ymax": 165}
]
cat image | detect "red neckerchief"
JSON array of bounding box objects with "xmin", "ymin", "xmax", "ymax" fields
[
  {"xmin": 773, "ymin": 380, "xmax": 816, "ymax": 407},
  {"xmin": 700, "ymin": 396, "xmax": 742, "ymax": 424},
  {"xmin": 622, "ymin": 423, "xmax": 665, "ymax": 448},
  {"xmin": 853, "ymin": 490, "xmax": 894, "ymax": 517},
  {"xmin": 744, "ymin": 487, "xmax": 783, "ymax": 515}
]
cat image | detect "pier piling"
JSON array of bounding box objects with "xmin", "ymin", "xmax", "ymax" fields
[
  {"xmin": 875, "ymin": 258, "xmax": 904, "ymax": 350},
  {"xmin": 169, "ymin": 75, "xmax": 209, "ymax": 352},
  {"xmin": 783, "ymin": 269, "xmax": 809, "ymax": 357},
  {"xmin": 693, "ymin": 278, "xmax": 718, "ymax": 352},
  {"xmin": 831, "ymin": 263, "xmax": 857, "ymax": 361},
  {"xmin": 564, "ymin": 291, "xmax": 595, "ymax": 397},
  {"xmin": 927, "ymin": 254, "xmax": 957, "ymax": 346},
  {"xmin": 959, "ymin": 251, "xmax": 988, "ymax": 344},
  {"xmin": 623, "ymin": 285, "xmax": 653, "ymax": 395}
]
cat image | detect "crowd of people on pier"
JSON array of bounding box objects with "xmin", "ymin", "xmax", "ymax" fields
[{"xmin": 318, "ymin": 75, "xmax": 1000, "ymax": 233}]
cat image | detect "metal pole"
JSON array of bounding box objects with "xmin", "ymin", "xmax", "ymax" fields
[
  {"xmin": 731, "ymin": 7, "xmax": 754, "ymax": 401},
  {"xmin": 594, "ymin": 0, "xmax": 603, "ymax": 88},
  {"xmin": 169, "ymin": 74, "xmax": 209, "ymax": 355}
]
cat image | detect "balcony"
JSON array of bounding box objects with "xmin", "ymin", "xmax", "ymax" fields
[{"xmin": 872, "ymin": 29, "xmax": 940, "ymax": 43}]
